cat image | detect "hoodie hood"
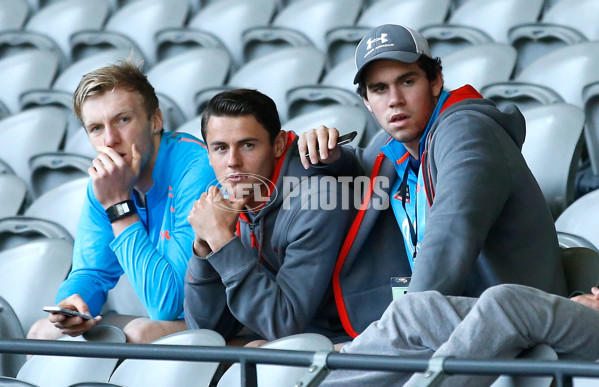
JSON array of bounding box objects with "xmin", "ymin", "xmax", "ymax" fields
[{"xmin": 435, "ymin": 90, "xmax": 526, "ymax": 149}]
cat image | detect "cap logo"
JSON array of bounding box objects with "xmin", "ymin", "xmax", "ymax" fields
[{"xmin": 366, "ymin": 33, "xmax": 388, "ymax": 50}]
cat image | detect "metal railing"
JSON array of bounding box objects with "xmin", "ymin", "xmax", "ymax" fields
[{"xmin": 2, "ymin": 338, "xmax": 599, "ymax": 386}]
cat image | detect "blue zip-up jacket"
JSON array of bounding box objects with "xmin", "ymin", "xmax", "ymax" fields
[{"xmin": 56, "ymin": 132, "xmax": 215, "ymax": 320}]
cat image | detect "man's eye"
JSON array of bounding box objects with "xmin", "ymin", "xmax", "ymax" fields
[
  {"xmin": 242, "ymin": 143, "xmax": 254, "ymax": 149},
  {"xmin": 403, "ymin": 79, "xmax": 415, "ymax": 86},
  {"xmin": 120, "ymin": 117, "xmax": 130, "ymax": 123}
]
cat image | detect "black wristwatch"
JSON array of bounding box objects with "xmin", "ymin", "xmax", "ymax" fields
[{"xmin": 105, "ymin": 200, "xmax": 137, "ymax": 223}]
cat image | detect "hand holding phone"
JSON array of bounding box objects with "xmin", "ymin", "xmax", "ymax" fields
[
  {"xmin": 43, "ymin": 306, "xmax": 93, "ymax": 320},
  {"xmin": 304, "ymin": 130, "xmax": 357, "ymax": 157}
]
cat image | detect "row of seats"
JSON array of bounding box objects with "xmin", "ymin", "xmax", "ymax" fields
[{"xmin": 0, "ymin": 0, "xmax": 593, "ymax": 72}]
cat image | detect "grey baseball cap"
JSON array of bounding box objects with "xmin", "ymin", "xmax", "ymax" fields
[{"xmin": 353, "ymin": 24, "xmax": 432, "ymax": 84}]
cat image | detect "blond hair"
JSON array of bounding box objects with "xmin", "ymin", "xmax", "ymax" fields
[{"xmin": 73, "ymin": 59, "xmax": 158, "ymax": 124}]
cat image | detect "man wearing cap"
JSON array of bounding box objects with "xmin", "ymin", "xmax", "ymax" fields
[{"xmin": 299, "ymin": 24, "xmax": 567, "ymax": 340}]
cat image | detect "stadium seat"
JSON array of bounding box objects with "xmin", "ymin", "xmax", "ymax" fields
[
  {"xmin": 0, "ymin": 216, "xmax": 73, "ymax": 252},
  {"xmin": 64, "ymin": 129, "xmax": 96, "ymax": 159},
  {"xmin": 242, "ymin": 0, "xmax": 361, "ymax": 63},
  {"xmin": 71, "ymin": 0, "xmax": 188, "ymax": 66},
  {"xmin": 175, "ymin": 116, "xmax": 203, "ymax": 140},
  {"xmin": 558, "ymin": 232, "xmax": 599, "ymax": 251},
  {"xmin": 156, "ymin": 0, "xmax": 277, "ymax": 67},
  {"xmin": 109, "ymin": 329, "xmax": 225, "ymax": 387},
  {"xmin": 326, "ymin": 0, "xmax": 451, "ymax": 67},
  {"xmin": 0, "ymin": 238, "xmax": 73, "ymax": 334},
  {"xmin": 581, "ymin": 82, "xmax": 599, "ymax": 181},
  {"xmin": 508, "ymin": 0, "xmax": 599, "ymax": 76},
  {"xmin": 482, "ymin": 42, "xmax": 599, "ymax": 111},
  {"xmin": 0, "ymin": 174, "xmax": 27, "ymax": 218},
  {"xmin": 282, "ymin": 105, "xmax": 367, "ymax": 146},
  {"xmin": 101, "ymin": 274, "xmax": 149, "ymax": 318},
  {"xmin": 0, "ymin": 0, "xmax": 29, "ymax": 33},
  {"xmin": 217, "ymin": 333, "xmax": 334, "ymax": 387},
  {"xmin": 0, "ymin": 107, "xmax": 67, "ymax": 185},
  {"xmin": 0, "ymin": 296, "xmax": 26, "ymax": 378},
  {"xmin": 0, "ymin": 50, "xmax": 59, "ymax": 114},
  {"xmin": 147, "ymin": 48, "xmax": 231, "ymax": 121},
  {"xmin": 556, "ymin": 189, "xmax": 599, "ymax": 251},
  {"xmin": 491, "ymin": 344, "xmax": 557, "ymax": 387},
  {"xmin": 560, "ymin": 247, "xmax": 599, "ymax": 296},
  {"xmin": 0, "ymin": 377, "xmax": 37, "ymax": 386},
  {"xmin": 421, "ymin": 0, "xmax": 544, "ymax": 58},
  {"xmin": 286, "ymin": 57, "xmax": 363, "ymax": 119},
  {"xmin": 0, "ymin": 0, "xmax": 111, "ymax": 70},
  {"xmin": 24, "ymin": 177, "xmax": 88, "ymax": 238},
  {"xmin": 195, "ymin": 46, "xmax": 326, "ymax": 123},
  {"xmin": 28, "ymin": 152, "xmax": 91, "ymax": 199},
  {"xmin": 0, "ymin": 158, "xmax": 13, "ymax": 175},
  {"xmin": 442, "ymin": 43, "xmax": 517, "ymax": 91},
  {"xmin": 520, "ymin": 103, "xmax": 584, "ymax": 218},
  {"xmin": 20, "ymin": 49, "xmax": 145, "ymax": 140},
  {"xmin": 17, "ymin": 325, "xmax": 126, "ymax": 387}
]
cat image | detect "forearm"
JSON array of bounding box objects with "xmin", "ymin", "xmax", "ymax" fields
[{"xmin": 110, "ymin": 222, "xmax": 188, "ymax": 320}]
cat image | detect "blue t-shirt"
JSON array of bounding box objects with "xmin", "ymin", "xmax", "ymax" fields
[
  {"xmin": 56, "ymin": 132, "xmax": 215, "ymax": 319},
  {"xmin": 381, "ymin": 90, "xmax": 450, "ymax": 270}
]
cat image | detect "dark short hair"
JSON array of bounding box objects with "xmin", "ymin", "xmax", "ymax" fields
[
  {"xmin": 356, "ymin": 55, "xmax": 443, "ymax": 99},
  {"xmin": 201, "ymin": 89, "xmax": 281, "ymax": 143},
  {"xmin": 73, "ymin": 59, "xmax": 158, "ymax": 124}
]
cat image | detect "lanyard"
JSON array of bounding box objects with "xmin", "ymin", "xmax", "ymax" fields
[{"xmin": 399, "ymin": 159, "xmax": 418, "ymax": 261}]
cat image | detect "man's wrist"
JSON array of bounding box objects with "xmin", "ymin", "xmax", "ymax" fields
[
  {"xmin": 105, "ymin": 200, "xmax": 136, "ymax": 223},
  {"xmin": 206, "ymin": 232, "xmax": 236, "ymax": 253}
]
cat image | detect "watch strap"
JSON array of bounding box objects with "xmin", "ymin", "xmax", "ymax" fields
[{"xmin": 105, "ymin": 200, "xmax": 137, "ymax": 223}]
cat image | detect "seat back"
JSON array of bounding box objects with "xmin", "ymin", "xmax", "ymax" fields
[
  {"xmin": 0, "ymin": 238, "xmax": 73, "ymax": 333},
  {"xmin": 0, "ymin": 107, "xmax": 67, "ymax": 184},
  {"xmin": 101, "ymin": 274, "xmax": 149, "ymax": 318},
  {"xmin": 517, "ymin": 42, "xmax": 599, "ymax": 108},
  {"xmin": 0, "ymin": 0, "xmax": 29, "ymax": 33},
  {"xmin": 105, "ymin": 0, "xmax": 188, "ymax": 65},
  {"xmin": 273, "ymin": 0, "xmax": 362, "ymax": 52},
  {"xmin": 229, "ymin": 46, "xmax": 325, "ymax": 122},
  {"xmin": 0, "ymin": 296, "xmax": 26, "ymax": 378},
  {"xmin": 520, "ymin": 103, "xmax": 584, "ymax": 218},
  {"xmin": 147, "ymin": 48, "xmax": 231, "ymax": 120},
  {"xmin": 448, "ymin": 0, "xmax": 543, "ymax": 43},
  {"xmin": 543, "ymin": 0, "xmax": 599, "ymax": 40},
  {"xmin": 442, "ymin": 43, "xmax": 517, "ymax": 91},
  {"xmin": 556, "ymin": 189, "xmax": 599, "ymax": 251},
  {"xmin": 17, "ymin": 325, "xmax": 126, "ymax": 387},
  {"xmin": 29, "ymin": 152, "xmax": 91, "ymax": 199},
  {"xmin": 109, "ymin": 329, "xmax": 225, "ymax": 387},
  {"xmin": 0, "ymin": 174, "xmax": 27, "ymax": 218},
  {"xmin": 188, "ymin": 0, "xmax": 277, "ymax": 65},
  {"xmin": 26, "ymin": 0, "xmax": 111, "ymax": 62},
  {"xmin": 217, "ymin": 333, "xmax": 334, "ymax": 387},
  {"xmin": 0, "ymin": 216, "xmax": 73, "ymax": 251},
  {"xmin": 0, "ymin": 51, "xmax": 59, "ymax": 114},
  {"xmin": 282, "ymin": 105, "xmax": 367, "ymax": 145},
  {"xmin": 24, "ymin": 177, "xmax": 88, "ymax": 238}
]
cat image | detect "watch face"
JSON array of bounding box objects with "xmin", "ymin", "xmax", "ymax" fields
[{"xmin": 116, "ymin": 202, "xmax": 130, "ymax": 216}]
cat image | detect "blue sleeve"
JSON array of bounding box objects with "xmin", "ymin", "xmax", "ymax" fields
[
  {"xmin": 55, "ymin": 181, "xmax": 122, "ymax": 316},
  {"xmin": 109, "ymin": 159, "xmax": 214, "ymax": 320}
]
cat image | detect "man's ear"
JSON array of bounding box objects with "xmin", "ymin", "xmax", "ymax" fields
[
  {"xmin": 431, "ymin": 71, "xmax": 444, "ymax": 98},
  {"xmin": 152, "ymin": 108, "xmax": 164, "ymax": 134},
  {"xmin": 363, "ymin": 97, "xmax": 373, "ymax": 113},
  {"xmin": 273, "ymin": 130, "xmax": 287, "ymax": 157}
]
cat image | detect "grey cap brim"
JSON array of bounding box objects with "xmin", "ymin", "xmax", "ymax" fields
[{"xmin": 353, "ymin": 51, "xmax": 422, "ymax": 84}]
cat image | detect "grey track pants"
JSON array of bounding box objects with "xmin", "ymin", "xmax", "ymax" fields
[{"xmin": 321, "ymin": 284, "xmax": 599, "ymax": 386}]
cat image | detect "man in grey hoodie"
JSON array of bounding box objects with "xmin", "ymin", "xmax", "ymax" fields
[
  {"xmin": 299, "ymin": 24, "xmax": 567, "ymax": 340},
  {"xmin": 184, "ymin": 89, "xmax": 354, "ymax": 343}
]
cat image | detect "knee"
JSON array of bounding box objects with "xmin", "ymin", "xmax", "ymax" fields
[
  {"xmin": 123, "ymin": 318, "xmax": 155, "ymax": 343},
  {"xmin": 27, "ymin": 318, "xmax": 61, "ymax": 340},
  {"xmin": 477, "ymin": 284, "xmax": 529, "ymax": 310}
]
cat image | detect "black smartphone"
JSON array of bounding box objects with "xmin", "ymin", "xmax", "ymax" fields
[
  {"xmin": 43, "ymin": 306, "xmax": 93, "ymax": 320},
  {"xmin": 304, "ymin": 130, "xmax": 358, "ymax": 157}
]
